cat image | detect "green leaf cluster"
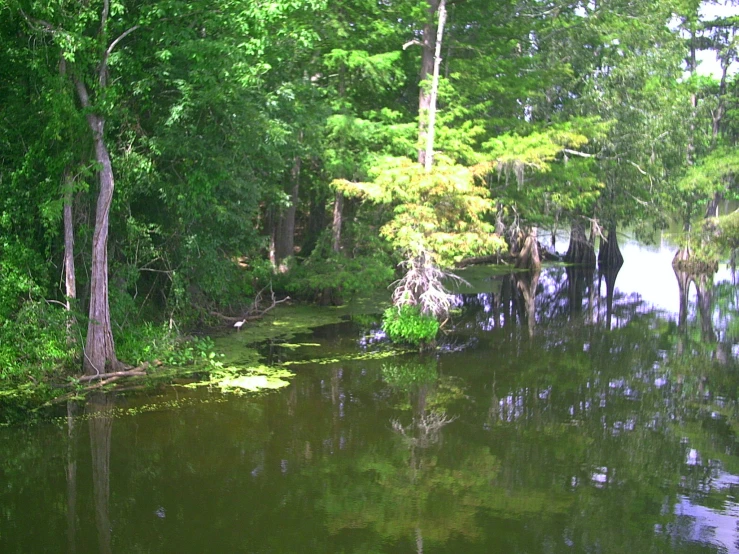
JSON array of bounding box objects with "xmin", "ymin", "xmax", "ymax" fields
[{"xmin": 382, "ymin": 304, "xmax": 439, "ymax": 346}]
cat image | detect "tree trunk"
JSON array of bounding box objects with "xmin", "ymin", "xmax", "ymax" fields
[
  {"xmin": 514, "ymin": 227, "xmax": 541, "ymax": 271},
  {"xmin": 597, "ymin": 223, "xmax": 623, "ymax": 270},
  {"xmin": 302, "ymin": 185, "xmax": 328, "ymax": 256},
  {"xmin": 331, "ymin": 191, "xmax": 344, "ymax": 254},
  {"xmin": 83, "ymin": 112, "xmax": 120, "ymax": 375},
  {"xmin": 273, "ymin": 153, "xmax": 301, "ymax": 271},
  {"xmin": 418, "ymin": 0, "xmax": 442, "ymax": 165},
  {"xmin": 705, "ymin": 191, "xmax": 723, "ymax": 218},
  {"xmin": 63, "ymin": 171, "xmax": 77, "ymax": 343},
  {"xmin": 423, "ymin": 0, "xmax": 447, "ymax": 172},
  {"xmin": 565, "ymin": 219, "xmax": 596, "ymax": 266}
]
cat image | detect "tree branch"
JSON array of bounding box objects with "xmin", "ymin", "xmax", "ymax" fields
[{"xmin": 106, "ymin": 25, "xmax": 141, "ymax": 58}]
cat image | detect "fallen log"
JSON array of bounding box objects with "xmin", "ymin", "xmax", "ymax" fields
[{"xmin": 78, "ymin": 365, "xmax": 148, "ymax": 382}]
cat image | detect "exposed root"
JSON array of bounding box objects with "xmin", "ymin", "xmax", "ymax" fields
[{"xmin": 392, "ymin": 249, "xmax": 468, "ymax": 320}]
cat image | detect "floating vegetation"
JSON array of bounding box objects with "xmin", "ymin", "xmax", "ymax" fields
[
  {"xmin": 282, "ymin": 348, "xmax": 411, "ymax": 367},
  {"xmin": 181, "ymin": 364, "xmax": 294, "ymax": 395},
  {"xmin": 50, "ymin": 395, "xmax": 231, "ymax": 425}
]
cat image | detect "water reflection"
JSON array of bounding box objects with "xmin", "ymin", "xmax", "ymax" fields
[
  {"xmin": 1, "ymin": 243, "xmax": 739, "ymax": 553},
  {"xmin": 88, "ymin": 393, "xmax": 113, "ymax": 554}
]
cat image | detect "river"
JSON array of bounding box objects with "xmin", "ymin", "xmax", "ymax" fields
[{"xmin": 1, "ymin": 236, "xmax": 738, "ymax": 553}]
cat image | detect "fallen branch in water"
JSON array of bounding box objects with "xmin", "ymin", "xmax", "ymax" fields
[
  {"xmin": 211, "ymin": 282, "xmax": 290, "ymax": 326},
  {"xmin": 47, "ymin": 365, "xmax": 149, "ymax": 406},
  {"xmin": 77, "ymin": 365, "xmax": 149, "ymax": 382}
]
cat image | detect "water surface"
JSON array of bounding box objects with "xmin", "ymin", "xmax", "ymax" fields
[{"xmin": 2, "ymin": 238, "xmax": 738, "ymax": 553}]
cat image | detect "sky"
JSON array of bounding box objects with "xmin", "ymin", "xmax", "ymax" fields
[{"xmin": 695, "ymin": 0, "xmax": 739, "ymax": 77}]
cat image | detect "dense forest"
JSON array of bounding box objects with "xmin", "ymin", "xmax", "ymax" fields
[{"xmin": 1, "ymin": 0, "xmax": 739, "ymax": 384}]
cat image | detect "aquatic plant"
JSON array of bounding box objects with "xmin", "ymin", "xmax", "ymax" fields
[{"xmin": 382, "ymin": 305, "xmax": 439, "ymax": 347}]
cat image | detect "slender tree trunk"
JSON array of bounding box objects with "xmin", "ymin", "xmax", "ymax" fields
[
  {"xmin": 303, "ymin": 185, "xmax": 328, "ymax": 256},
  {"xmin": 82, "ymin": 111, "xmax": 120, "ymax": 375},
  {"xmin": 63, "ymin": 172, "xmax": 78, "ymax": 343},
  {"xmin": 418, "ymin": 0, "xmax": 441, "ymax": 165},
  {"xmin": 423, "ymin": 0, "xmax": 447, "ymax": 172},
  {"xmin": 273, "ymin": 152, "xmax": 301, "ymax": 271},
  {"xmin": 331, "ymin": 191, "xmax": 344, "ymax": 254}
]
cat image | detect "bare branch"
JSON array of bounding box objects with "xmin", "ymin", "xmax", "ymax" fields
[
  {"xmin": 562, "ymin": 148, "xmax": 595, "ymax": 158},
  {"xmin": 403, "ymin": 39, "xmax": 423, "ymax": 50},
  {"xmin": 73, "ymin": 76, "xmax": 91, "ymax": 108},
  {"xmin": 106, "ymin": 25, "xmax": 140, "ymax": 58}
]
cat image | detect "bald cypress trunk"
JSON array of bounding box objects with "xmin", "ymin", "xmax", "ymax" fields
[
  {"xmin": 565, "ymin": 219, "xmax": 596, "ymax": 266},
  {"xmin": 597, "ymin": 223, "xmax": 623, "ymax": 270},
  {"xmin": 514, "ymin": 227, "xmax": 541, "ymax": 271},
  {"xmin": 81, "ymin": 110, "xmax": 120, "ymax": 375}
]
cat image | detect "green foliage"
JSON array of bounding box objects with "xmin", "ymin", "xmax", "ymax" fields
[
  {"xmin": 382, "ymin": 305, "xmax": 439, "ymax": 346},
  {"xmin": 336, "ymin": 156, "xmax": 506, "ymax": 265},
  {"xmin": 0, "ymin": 302, "xmax": 77, "ymax": 381},
  {"xmin": 706, "ymin": 209, "xmax": 739, "ymax": 251},
  {"xmin": 285, "ymin": 252, "xmax": 394, "ymax": 301},
  {"xmin": 116, "ymin": 323, "xmax": 222, "ymax": 368}
]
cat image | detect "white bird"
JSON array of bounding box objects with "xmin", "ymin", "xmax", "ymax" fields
[{"xmin": 234, "ymin": 319, "xmax": 246, "ymax": 331}]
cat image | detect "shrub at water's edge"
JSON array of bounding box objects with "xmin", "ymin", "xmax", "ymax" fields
[{"xmin": 382, "ymin": 305, "xmax": 440, "ymax": 347}]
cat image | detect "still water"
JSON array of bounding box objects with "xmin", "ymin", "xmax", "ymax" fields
[{"xmin": 2, "ymin": 238, "xmax": 739, "ymax": 553}]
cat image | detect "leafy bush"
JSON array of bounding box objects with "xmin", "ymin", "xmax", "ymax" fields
[
  {"xmin": 285, "ymin": 253, "xmax": 394, "ymax": 301},
  {"xmin": 0, "ymin": 301, "xmax": 77, "ymax": 381},
  {"xmin": 116, "ymin": 322, "xmax": 221, "ymax": 367},
  {"xmin": 382, "ymin": 305, "xmax": 439, "ymax": 346}
]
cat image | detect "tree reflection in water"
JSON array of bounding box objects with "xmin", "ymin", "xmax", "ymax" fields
[{"xmin": 87, "ymin": 393, "xmax": 113, "ymax": 554}]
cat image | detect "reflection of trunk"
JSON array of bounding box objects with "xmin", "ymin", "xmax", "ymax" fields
[
  {"xmin": 515, "ymin": 270, "xmax": 540, "ymax": 337},
  {"xmin": 273, "ymin": 153, "xmax": 302, "ymax": 271},
  {"xmin": 66, "ymin": 401, "xmax": 80, "ymax": 553},
  {"xmin": 674, "ymin": 267, "xmax": 691, "ymax": 331},
  {"xmin": 514, "ymin": 228, "xmax": 541, "ymax": 271},
  {"xmin": 600, "ymin": 268, "xmax": 620, "ymax": 331},
  {"xmin": 565, "ymin": 219, "xmax": 596, "ymax": 266},
  {"xmin": 597, "ymin": 223, "xmax": 623, "ymax": 270},
  {"xmin": 88, "ymin": 393, "xmax": 114, "ymax": 554},
  {"xmin": 500, "ymin": 275, "xmax": 513, "ymax": 328},
  {"xmin": 694, "ymin": 273, "xmax": 715, "ymax": 343},
  {"xmin": 566, "ymin": 266, "xmax": 595, "ymax": 315}
]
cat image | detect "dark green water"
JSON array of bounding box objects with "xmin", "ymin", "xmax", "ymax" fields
[{"xmin": 2, "ymin": 240, "xmax": 739, "ymax": 553}]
